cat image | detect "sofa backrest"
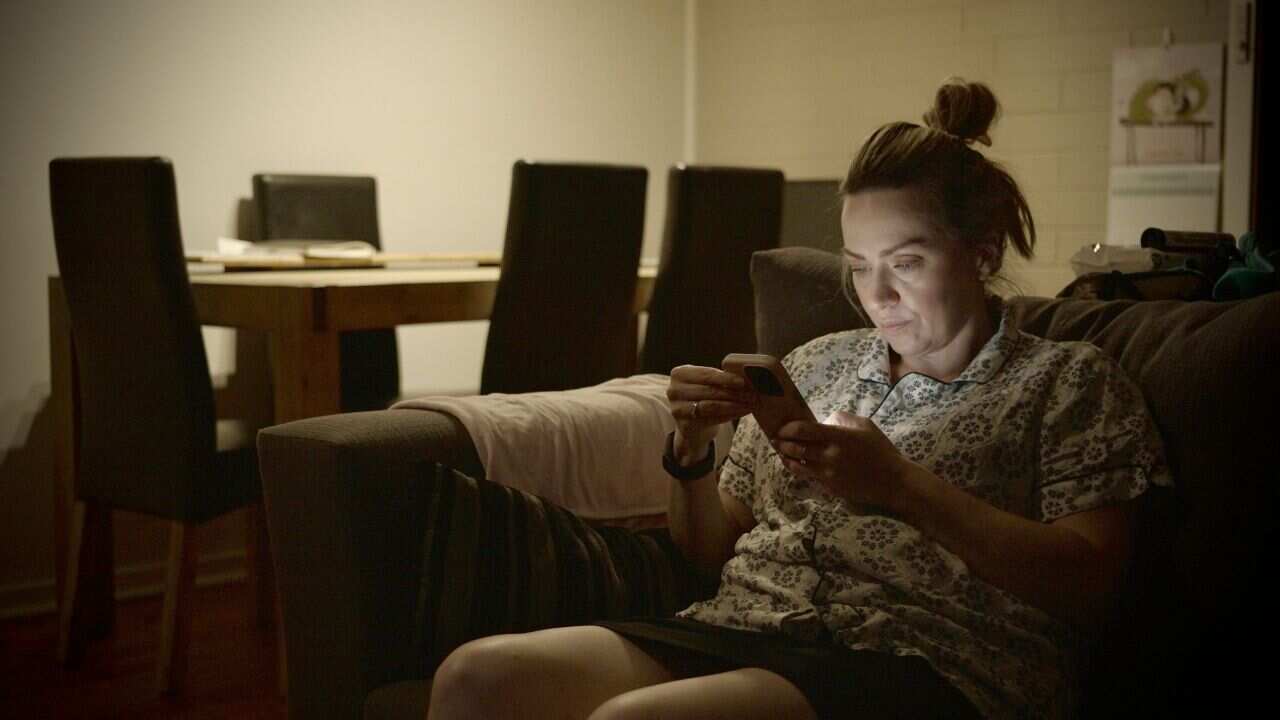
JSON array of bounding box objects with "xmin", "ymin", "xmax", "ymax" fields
[{"xmin": 751, "ymin": 246, "xmax": 1280, "ymax": 713}]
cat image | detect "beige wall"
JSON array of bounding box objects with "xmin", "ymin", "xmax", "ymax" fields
[
  {"xmin": 0, "ymin": 0, "xmax": 686, "ymax": 617},
  {"xmin": 694, "ymin": 0, "xmax": 1230, "ymax": 295}
]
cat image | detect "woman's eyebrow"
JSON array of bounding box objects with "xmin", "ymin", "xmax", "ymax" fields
[{"xmin": 842, "ymin": 237, "xmax": 928, "ymax": 260}]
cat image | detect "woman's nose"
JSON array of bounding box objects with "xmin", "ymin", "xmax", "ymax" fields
[{"xmin": 867, "ymin": 269, "xmax": 899, "ymax": 307}]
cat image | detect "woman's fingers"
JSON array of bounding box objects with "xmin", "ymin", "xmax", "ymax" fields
[
  {"xmin": 667, "ymin": 366, "xmax": 756, "ymax": 443},
  {"xmin": 775, "ymin": 419, "xmax": 850, "ymax": 441},
  {"xmin": 773, "ymin": 438, "xmax": 832, "ymax": 466},
  {"xmin": 668, "ymin": 367, "xmax": 756, "ymax": 411},
  {"xmin": 772, "ymin": 415, "xmax": 908, "ymax": 509},
  {"xmin": 671, "ymin": 364, "xmax": 749, "ymax": 387},
  {"xmin": 690, "ymin": 399, "xmax": 754, "ymax": 420},
  {"xmin": 670, "ymin": 387, "xmax": 756, "ymax": 407},
  {"xmin": 669, "ymin": 366, "xmax": 751, "ymax": 396},
  {"xmin": 773, "ymin": 438, "xmax": 807, "ymax": 460}
]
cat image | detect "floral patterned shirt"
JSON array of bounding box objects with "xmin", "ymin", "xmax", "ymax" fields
[{"xmin": 678, "ymin": 303, "xmax": 1171, "ymax": 719}]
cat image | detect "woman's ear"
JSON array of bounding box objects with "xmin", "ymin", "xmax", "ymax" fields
[{"xmin": 974, "ymin": 241, "xmax": 1001, "ymax": 279}]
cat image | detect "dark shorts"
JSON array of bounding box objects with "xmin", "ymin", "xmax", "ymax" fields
[{"xmin": 595, "ymin": 617, "xmax": 982, "ymax": 720}]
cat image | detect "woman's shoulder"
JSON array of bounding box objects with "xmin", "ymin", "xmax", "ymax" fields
[
  {"xmin": 782, "ymin": 328, "xmax": 880, "ymax": 395},
  {"xmin": 1012, "ymin": 329, "xmax": 1116, "ymax": 364},
  {"xmin": 1007, "ymin": 328, "xmax": 1134, "ymax": 387},
  {"xmin": 783, "ymin": 327, "xmax": 877, "ymax": 368}
]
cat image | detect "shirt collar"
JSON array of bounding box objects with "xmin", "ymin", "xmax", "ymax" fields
[{"xmin": 856, "ymin": 297, "xmax": 1016, "ymax": 386}]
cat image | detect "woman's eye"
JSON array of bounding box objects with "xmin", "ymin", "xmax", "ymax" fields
[
  {"xmin": 848, "ymin": 267, "xmax": 868, "ymax": 276},
  {"xmin": 893, "ymin": 260, "xmax": 920, "ymax": 272}
]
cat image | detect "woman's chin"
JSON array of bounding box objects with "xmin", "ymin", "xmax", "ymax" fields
[{"xmin": 885, "ymin": 338, "xmax": 919, "ymax": 359}]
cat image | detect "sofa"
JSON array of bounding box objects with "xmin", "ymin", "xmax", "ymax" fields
[{"xmin": 258, "ymin": 247, "xmax": 1280, "ymax": 719}]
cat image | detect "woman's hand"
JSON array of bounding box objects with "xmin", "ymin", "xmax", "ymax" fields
[
  {"xmin": 772, "ymin": 410, "xmax": 918, "ymax": 510},
  {"xmin": 666, "ymin": 365, "xmax": 756, "ymax": 462}
]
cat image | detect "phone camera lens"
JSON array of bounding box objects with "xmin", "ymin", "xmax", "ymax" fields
[{"xmin": 745, "ymin": 366, "xmax": 784, "ymax": 396}]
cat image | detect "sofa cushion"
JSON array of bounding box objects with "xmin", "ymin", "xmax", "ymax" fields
[{"xmin": 751, "ymin": 247, "xmax": 865, "ymax": 359}]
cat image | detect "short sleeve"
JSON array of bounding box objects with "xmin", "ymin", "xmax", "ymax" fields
[
  {"xmin": 1035, "ymin": 348, "xmax": 1172, "ymax": 522},
  {"xmin": 719, "ymin": 414, "xmax": 767, "ymax": 515}
]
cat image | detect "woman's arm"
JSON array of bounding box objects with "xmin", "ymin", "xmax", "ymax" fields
[
  {"xmin": 664, "ymin": 366, "xmax": 758, "ymax": 578},
  {"xmin": 774, "ymin": 415, "xmax": 1135, "ymax": 627},
  {"xmin": 892, "ymin": 464, "xmax": 1133, "ymax": 627},
  {"xmin": 667, "ymin": 464, "xmax": 755, "ymax": 578}
]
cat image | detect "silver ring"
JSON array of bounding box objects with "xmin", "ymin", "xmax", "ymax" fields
[{"xmin": 691, "ymin": 400, "xmax": 700, "ymax": 420}]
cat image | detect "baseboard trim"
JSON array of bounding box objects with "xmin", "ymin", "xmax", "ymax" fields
[{"xmin": 0, "ymin": 548, "xmax": 248, "ymax": 620}]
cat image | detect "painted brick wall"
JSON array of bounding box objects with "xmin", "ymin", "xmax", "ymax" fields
[{"xmin": 695, "ymin": 0, "xmax": 1229, "ymax": 296}]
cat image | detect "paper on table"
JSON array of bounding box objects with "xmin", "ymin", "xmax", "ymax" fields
[
  {"xmin": 213, "ymin": 237, "xmax": 376, "ymax": 259},
  {"xmin": 215, "ymin": 237, "xmax": 300, "ymax": 258},
  {"xmin": 303, "ymin": 241, "xmax": 376, "ymax": 259}
]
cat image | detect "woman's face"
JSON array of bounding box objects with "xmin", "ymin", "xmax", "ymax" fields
[{"xmin": 841, "ymin": 186, "xmax": 992, "ymax": 380}]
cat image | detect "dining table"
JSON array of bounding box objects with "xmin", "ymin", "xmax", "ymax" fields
[{"xmin": 47, "ymin": 258, "xmax": 657, "ymax": 696}]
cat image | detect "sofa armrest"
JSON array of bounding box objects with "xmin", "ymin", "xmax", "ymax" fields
[
  {"xmin": 257, "ymin": 409, "xmax": 478, "ymax": 720},
  {"xmin": 258, "ymin": 408, "xmax": 708, "ymax": 720}
]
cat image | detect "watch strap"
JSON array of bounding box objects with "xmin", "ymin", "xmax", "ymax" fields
[{"xmin": 662, "ymin": 431, "xmax": 716, "ymax": 481}]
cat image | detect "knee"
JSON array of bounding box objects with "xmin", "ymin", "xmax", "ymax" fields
[
  {"xmin": 587, "ymin": 691, "xmax": 655, "ymax": 720},
  {"xmin": 428, "ymin": 635, "xmax": 533, "ymax": 719}
]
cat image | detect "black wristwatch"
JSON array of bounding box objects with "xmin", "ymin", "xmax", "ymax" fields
[{"xmin": 662, "ymin": 431, "xmax": 716, "ymax": 481}]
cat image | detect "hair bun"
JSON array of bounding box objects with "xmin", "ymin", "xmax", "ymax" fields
[{"xmin": 922, "ymin": 78, "xmax": 999, "ymax": 147}]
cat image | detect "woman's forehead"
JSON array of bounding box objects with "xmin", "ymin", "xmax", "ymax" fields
[
  {"xmin": 841, "ymin": 188, "xmax": 956, "ymax": 250},
  {"xmin": 842, "ymin": 186, "xmax": 941, "ymax": 220}
]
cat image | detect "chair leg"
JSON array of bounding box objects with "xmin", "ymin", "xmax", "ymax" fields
[
  {"xmin": 156, "ymin": 521, "xmax": 197, "ymax": 696},
  {"xmin": 57, "ymin": 500, "xmax": 115, "ymax": 667},
  {"xmin": 243, "ymin": 501, "xmax": 277, "ymax": 630},
  {"xmin": 244, "ymin": 501, "xmax": 289, "ymax": 698}
]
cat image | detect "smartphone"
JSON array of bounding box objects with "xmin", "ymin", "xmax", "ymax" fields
[{"xmin": 722, "ymin": 353, "xmax": 816, "ymax": 438}]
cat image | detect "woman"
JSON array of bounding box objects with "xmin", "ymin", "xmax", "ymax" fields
[{"xmin": 426, "ymin": 79, "xmax": 1170, "ymax": 720}]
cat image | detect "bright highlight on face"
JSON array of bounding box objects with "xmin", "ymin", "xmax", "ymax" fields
[{"xmin": 841, "ymin": 187, "xmax": 995, "ymax": 382}]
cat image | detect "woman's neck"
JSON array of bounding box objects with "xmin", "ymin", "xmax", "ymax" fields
[{"xmin": 889, "ymin": 297, "xmax": 998, "ymax": 383}]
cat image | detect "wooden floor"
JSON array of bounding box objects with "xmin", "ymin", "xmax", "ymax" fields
[{"xmin": 1, "ymin": 579, "xmax": 287, "ymax": 718}]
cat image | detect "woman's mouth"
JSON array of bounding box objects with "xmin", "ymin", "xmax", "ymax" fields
[{"xmin": 879, "ymin": 318, "xmax": 911, "ymax": 333}]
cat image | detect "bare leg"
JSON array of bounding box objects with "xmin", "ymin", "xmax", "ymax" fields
[
  {"xmin": 427, "ymin": 625, "xmax": 676, "ymax": 720},
  {"xmin": 588, "ymin": 668, "xmax": 817, "ymax": 720}
]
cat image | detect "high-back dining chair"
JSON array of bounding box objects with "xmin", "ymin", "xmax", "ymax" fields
[
  {"xmin": 639, "ymin": 165, "xmax": 784, "ymax": 374},
  {"xmin": 781, "ymin": 178, "xmax": 844, "ymax": 253},
  {"xmin": 480, "ymin": 160, "xmax": 648, "ymax": 394},
  {"xmin": 253, "ymin": 173, "xmax": 399, "ymax": 411},
  {"xmin": 50, "ymin": 157, "xmax": 267, "ymax": 693}
]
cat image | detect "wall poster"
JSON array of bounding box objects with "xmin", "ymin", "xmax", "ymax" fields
[{"xmin": 1105, "ymin": 43, "xmax": 1224, "ymax": 247}]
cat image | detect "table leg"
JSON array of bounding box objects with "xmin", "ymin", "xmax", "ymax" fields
[{"xmin": 268, "ymin": 329, "xmax": 343, "ymax": 422}]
